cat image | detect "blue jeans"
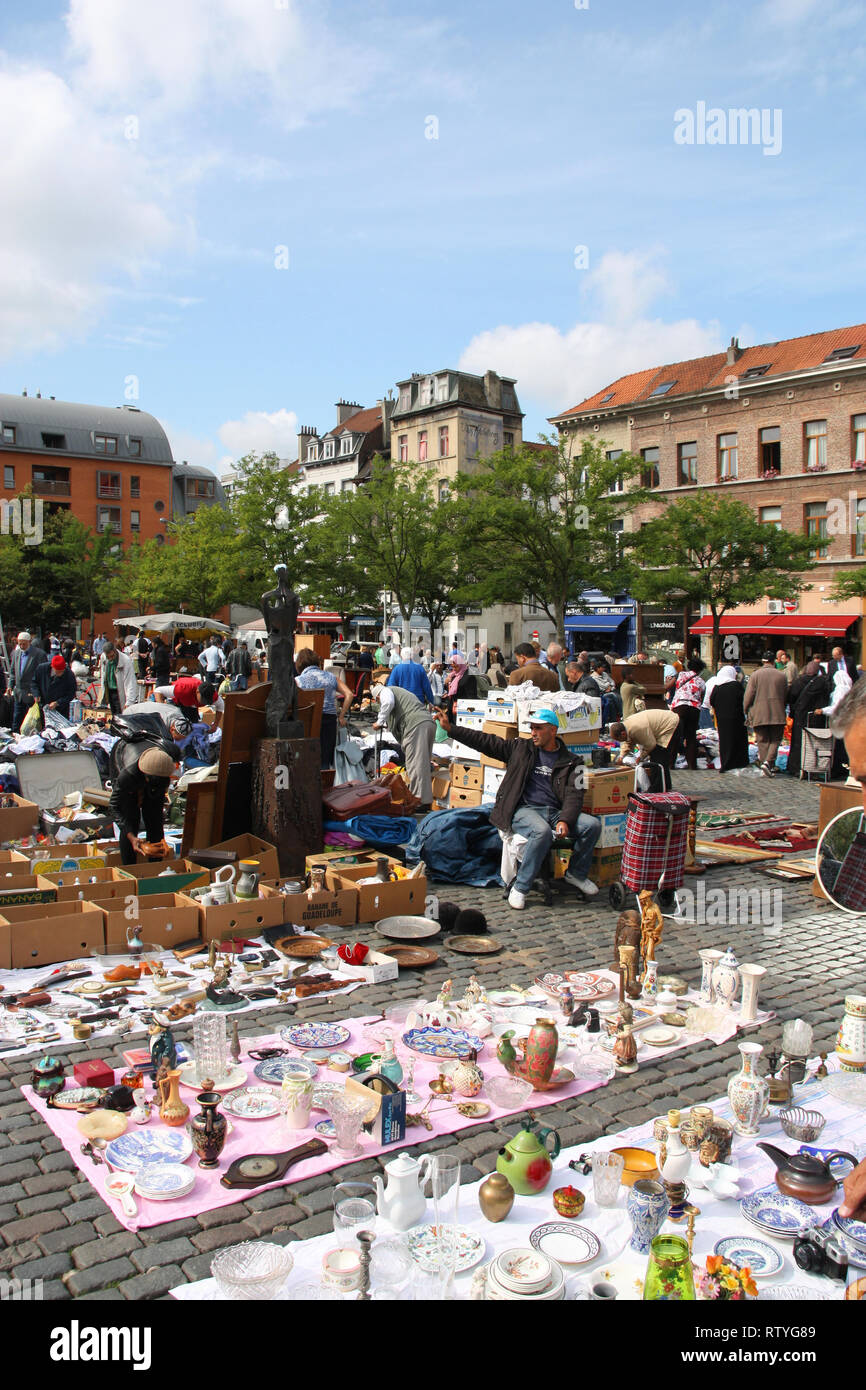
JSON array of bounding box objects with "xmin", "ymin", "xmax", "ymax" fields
[
  {"xmin": 230, "ymin": 675, "xmax": 248, "ymax": 691},
  {"xmin": 510, "ymin": 805, "xmax": 602, "ymax": 893}
]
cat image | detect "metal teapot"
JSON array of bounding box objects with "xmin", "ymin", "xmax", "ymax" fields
[
  {"xmin": 496, "ymin": 1112, "xmax": 561, "ymax": 1195},
  {"xmin": 757, "ymin": 1141, "xmax": 858, "ymax": 1205}
]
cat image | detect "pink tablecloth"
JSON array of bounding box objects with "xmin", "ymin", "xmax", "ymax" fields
[{"xmin": 23, "ymin": 1018, "xmax": 608, "ymax": 1230}]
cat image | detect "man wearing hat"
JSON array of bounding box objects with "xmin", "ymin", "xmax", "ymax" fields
[
  {"xmin": 10, "ymin": 631, "xmax": 48, "ymax": 731},
  {"xmin": 433, "ymin": 706, "xmax": 601, "ymax": 908},
  {"xmin": 108, "ymin": 745, "xmax": 176, "ymax": 864},
  {"xmin": 35, "ymin": 653, "xmax": 77, "ymax": 719}
]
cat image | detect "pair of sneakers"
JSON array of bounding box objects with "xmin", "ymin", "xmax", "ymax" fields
[{"xmin": 508, "ymin": 870, "xmax": 599, "ymax": 910}]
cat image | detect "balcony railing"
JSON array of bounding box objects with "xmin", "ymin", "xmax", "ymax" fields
[
  {"xmin": 31, "ymin": 478, "xmax": 71, "ymax": 496},
  {"xmin": 97, "ymin": 484, "xmax": 122, "ymax": 499}
]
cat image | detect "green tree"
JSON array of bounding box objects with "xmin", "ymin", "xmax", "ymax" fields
[
  {"xmin": 831, "ymin": 570, "xmax": 866, "ymax": 601},
  {"xmin": 0, "ymin": 505, "xmax": 120, "ymax": 637},
  {"xmin": 111, "ymin": 538, "xmax": 166, "ymax": 615},
  {"xmin": 631, "ymin": 495, "xmax": 817, "ymax": 667},
  {"xmin": 453, "ymin": 437, "xmax": 646, "ymax": 642},
  {"xmin": 304, "ymin": 493, "xmax": 381, "ymax": 630},
  {"xmin": 228, "ymin": 452, "xmax": 322, "ymax": 603},
  {"xmin": 156, "ymin": 504, "xmax": 238, "ymax": 615}
]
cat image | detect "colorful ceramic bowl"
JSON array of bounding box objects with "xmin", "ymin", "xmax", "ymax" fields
[
  {"xmin": 552, "ymin": 1186, "xmax": 586, "ymax": 1218},
  {"xmin": 610, "ymin": 1147, "xmax": 659, "ymax": 1187}
]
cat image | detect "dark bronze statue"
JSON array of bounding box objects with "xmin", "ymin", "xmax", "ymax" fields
[{"xmin": 261, "ymin": 564, "xmax": 304, "ymax": 738}]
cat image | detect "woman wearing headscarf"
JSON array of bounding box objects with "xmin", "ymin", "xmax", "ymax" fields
[
  {"xmin": 709, "ymin": 665, "xmax": 749, "ymax": 772},
  {"xmin": 786, "ymin": 660, "xmax": 830, "ymax": 778},
  {"xmin": 443, "ymin": 651, "xmax": 477, "ymax": 720},
  {"xmin": 817, "ymin": 664, "xmax": 853, "ymax": 779}
]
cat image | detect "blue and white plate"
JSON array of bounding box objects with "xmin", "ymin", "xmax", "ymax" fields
[
  {"xmin": 280, "ymin": 1022, "xmax": 351, "ymax": 1050},
  {"xmin": 740, "ymin": 1186, "xmax": 815, "ymax": 1237},
  {"xmin": 832, "ymin": 1208, "xmax": 866, "ymax": 1253},
  {"xmin": 105, "ymin": 1128, "xmax": 193, "ymax": 1174},
  {"xmin": 220, "ymin": 1086, "xmax": 282, "ymax": 1120},
  {"xmin": 713, "ymin": 1235, "xmax": 784, "ymax": 1278},
  {"xmin": 819, "ymin": 1216, "xmax": 866, "ymax": 1270},
  {"xmin": 134, "ymin": 1162, "xmax": 196, "ymax": 1200},
  {"xmin": 253, "ymin": 1056, "xmax": 318, "ymax": 1085},
  {"xmin": 401, "ymin": 1025, "xmax": 484, "ymax": 1059},
  {"xmin": 314, "ymin": 1118, "xmax": 336, "ymax": 1138}
]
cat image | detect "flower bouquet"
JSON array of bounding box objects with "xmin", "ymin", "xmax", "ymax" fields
[{"xmin": 694, "ymin": 1254, "xmax": 758, "ymax": 1300}]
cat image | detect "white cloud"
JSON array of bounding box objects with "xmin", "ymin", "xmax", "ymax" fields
[
  {"xmin": 218, "ymin": 408, "xmax": 300, "ymax": 463},
  {"xmin": 459, "ymin": 250, "xmax": 723, "ymax": 417},
  {"xmin": 162, "ymin": 425, "xmax": 220, "ymax": 474},
  {"xmin": 0, "ymin": 63, "xmax": 177, "ymax": 357}
]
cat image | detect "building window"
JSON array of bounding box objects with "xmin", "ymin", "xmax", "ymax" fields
[
  {"xmin": 186, "ymin": 478, "xmax": 214, "ymax": 499},
  {"xmin": 640, "ymin": 447, "xmax": 659, "ymax": 489},
  {"xmin": 307, "ymin": 444, "xmax": 318, "ymax": 462},
  {"xmin": 606, "ymin": 448, "xmax": 624, "ymax": 493},
  {"xmin": 760, "ymin": 425, "xmax": 781, "ymax": 473},
  {"xmin": 130, "ymin": 510, "xmax": 140, "ymax": 531},
  {"xmin": 438, "ymin": 480, "xmax": 450, "ymax": 503},
  {"xmin": 96, "ymin": 506, "xmax": 121, "ymax": 532},
  {"xmin": 853, "ymin": 498, "xmax": 866, "ymax": 556},
  {"xmin": 341, "ymin": 479, "xmax": 353, "ymax": 493},
  {"xmin": 340, "ymin": 435, "xmax": 352, "ymax": 455},
  {"xmin": 649, "ymin": 380, "xmax": 676, "ymax": 397},
  {"xmin": 825, "ymin": 345, "xmax": 860, "ymax": 362},
  {"xmin": 128, "ymin": 437, "xmax": 142, "ymax": 457},
  {"xmin": 41, "ymin": 433, "xmax": 66, "ymax": 449},
  {"xmin": 324, "ymin": 482, "xmax": 335, "ymax": 494},
  {"xmin": 805, "ymin": 501, "xmax": 829, "ymax": 558},
  {"xmin": 852, "ymin": 415, "xmax": 866, "ymax": 463},
  {"xmin": 155, "ymin": 532, "xmax": 165, "ymax": 546},
  {"xmin": 323, "ymin": 439, "xmax": 335, "ymax": 459},
  {"xmin": 421, "ymin": 378, "xmax": 434, "ymax": 406},
  {"xmin": 804, "ymin": 419, "xmax": 827, "ymax": 471},
  {"xmin": 97, "ymin": 471, "xmax": 121, "ymax": 499},
  {"xmin": 94, "ymin": 433, "xmax": 118, "ymax": 454},
  {"xmin": 2, "ymin": 424, "xmax": 15, "ymax": 444},
  {"xmin": 399, "ymin": 434, "xmax": 408, "ymax": 463},
  {"xmin": 759, "ymin": 506, "xmax": 782, "ymax": 528},
  {"xmin": 742, "ymin": 364, "xmax": 770, "ymax": 380},
  {"xmin": 718, "ymin": 433, "xmax": 738, "ymax": 480},
  {"xmin": 418, "ymin": 430, "xmax": 428, "ymax": 462},
  {"xmin": 436, "ymin": 375, "xmax": 448, "ymax": 402},
  {"xmin": 3, "ymin": 465, "xmax": 14, "ymax": 489},
  {"xmin": 438, "ymin": 426, "xmax": 449, "ymax": 457},
  {"xmin": 130, "ymin": 475, "xmax": 140, "ymax": 498},
  {"xmin": 504, "ymin": 431, "xmax": 514, "ymax": 450},
  {"xmin": 677, "ymin": 441, "xmax": 697, "ymax": 485},
  {"xmin": 399, "ymin": 387, "xmax": 411, "ymax": 412}
]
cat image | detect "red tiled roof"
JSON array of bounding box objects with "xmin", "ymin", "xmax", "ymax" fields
[
  {"xmin": 323, "ymin": 406, "xmax": 382, "ymax": 438},
  {"xmin": 552, "ymin": 322, "xmax": 866, "ymax": 419}
]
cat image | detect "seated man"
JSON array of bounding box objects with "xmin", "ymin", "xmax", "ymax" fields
[{"xmin": 433, "ymin": 705, "xmax": 601, "ymax": 908}]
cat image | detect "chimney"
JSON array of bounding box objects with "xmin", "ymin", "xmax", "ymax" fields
[
  {"xmin": 378, "ymin": 397, "xmax": 394, "ymax": 438},
  {"xmin": 297, "ymin": 425, "xmax": 318, "ymax": 462},
  {"xmin": 335, "ymin": 399, "xmax": 362, "ymax": 426},
  {"xmin": 726, "ymin": 336, "xmax": 742, "ymax": 366},
  {"xmin": 484, "ymin": 370, "xmax": 502, "ymax": 409}
]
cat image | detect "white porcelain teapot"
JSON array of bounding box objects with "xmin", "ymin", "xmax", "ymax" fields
[{"xmin": 373, "ymin": 1152, "xmax": 435, "ymax": 1231}]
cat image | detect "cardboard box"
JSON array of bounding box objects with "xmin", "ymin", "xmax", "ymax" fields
[
  {"xmin": 14, "ymin": 845, "xmax": 108, "ymax": 875},
  {"xmin": 456, "ymin": 699, "xmax": 489, "ymax": 719},
  {"xmin": 517, "ymin": 697, "xmax": 602, "ymax": 735},
  {"xmin": 322, "ymin": 855, "xmax": 402, "ymax": 893},
  {"xmin": 332, "ymin": 946, "xmax": 399, "ymax": 985},
  {"xmin": 0, "ymin": 850, "xmax": 33, "ymax": 868},
  {"xmin": 197, "ymin": 891, "xmax": 287, "ymax": 943},
  {"xmin": 450, "ymin": 762, "xmax": 483, "ymax": 790},
  {"xmin": 485, "ymin": 694, "xmax": 517, "ymax": 721},
  {"xmin": 479, "ymin": 720, "xmax": 518, "ymax": 769},
  {"xmin": 449, "ymin": 735, "xmax": 482, "ymax": 764},
  {"xmin": 116, "ymin": 859, "xmax": 210, "ymax": 897},
  {"xmin": 333, "ymin": 866, "xmax": 428, "ymax": 923},
  {"xmin": 589, "ymin": 847, "xmax": 623, "ymax": 886},
  {"xmin": 583, "ymin": 768, "xmax": 634, "ymax": 813},
  {"xmin": 432, "ymin": 774, "xmax": 451, "ymax": 804},
  {"xmin": 100, "ymin": 892, "xmax": 201, "ymax": 950},
  {"xmin": 482, "ymin": 766, "xmax": 506, "ymax": 800},
  {"xmin": 0, "ymin": 878, "xmax": 56, "ymax": 909},
  {"xmin": 0, "ymin": 795, "xmax": 40, "ymax": 841},
  {"xmin": 0, "ymin": 900, "xmax": 105, "ymax": 969},
  {"xmin": 38, "ymin": 867, "xmax": 131, "ymax": 903},
  {"xmin": 305, "ymin": 849, "xmax": 373, "ymax": 876},
  {"xmin": 596, "ymin": 811, "xmax": 629, "ymax": 848},
  {"xmin": 449, "ymin": 787, "xmax": 483, "ymax": 809},
  {"xmin": 192, "ymin": 833, "xmax": 281, "ymax": 884},
  {"xmin": 281, "ymin": 888, "xmax": 358, "ymax": 929}
]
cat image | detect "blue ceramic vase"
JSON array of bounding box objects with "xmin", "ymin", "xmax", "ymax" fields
[{"xmin": 627, "ymin": 1178, "xmax": 670, "ymax": 1253}]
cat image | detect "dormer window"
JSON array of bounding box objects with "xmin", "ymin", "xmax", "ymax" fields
[
  {"xmin": 340, "ymin": 435, "xmax": 353, "ymax": 455},
  {"xmin": 436, "ymin": 375, "xmax": 449, "ymax": 402},
  {"xmin": 421, "ymin": 378, "xmax": 434, "ymax": 406},
  {"xmin": 824, "ymin": 345, "xmax": 860, "ymax": 362},
  {"xmin": 307, "ymin": 444, "xmax": 318, "ymax": 462},
  {"xmin": 41, "ymin": 432, "xmax": 66, "ymax": 449},
  {"xmin": 323, "ymin": 440, "xmax": 335, "ymax": 459},
  {"xmin": 399, "ymin": 387, "xmax": 411, "ymax": 412},
  {"xmin": 741, "ymin": 364, "xmax": 770, "ymax": 380},
  {"xmin": 94, "ymin": 433, "xmax": 118, "ymax": 454}
]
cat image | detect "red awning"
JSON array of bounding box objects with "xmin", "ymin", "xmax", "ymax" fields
[
  {"xmin": 689, "ymin": 614, "xmax": 857, "ymax": 637},
  {"xmin": 297, "ymin": 611, "xmax": 341, "ymax": 624}
]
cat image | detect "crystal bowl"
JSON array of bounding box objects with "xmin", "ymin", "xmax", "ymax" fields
[
  {"xmin": 779, "ymin": 1107, "xmax": 826, "ymax": 1143},
  {"xmin": 211, "ymin": 1241, "xmax": 294, "ymax": 1300},
  {"xmin": 486, "ymin": 1075, "xmax": 534, "ymax": 1110}
]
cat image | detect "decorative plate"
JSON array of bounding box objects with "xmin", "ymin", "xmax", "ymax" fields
[
  {"xmin": 641, "ymin": 1025, "xmax": 678, "ymax": 1047},
  {"xmin": 563, "ymin": 971, "xmax": 617, "ymax": 1000},
  {"xmin": 832, "ymin": 1208, "xmax": 866, "ymax": 1252},
  {"xmin": 822, "ymin": 1216, "xmax": 866, "ymax": 1270},
  {"xmin": 281, "ymin": 1022, "xmax": 351, "ymax": 1050},
  {"xmin": 534, "ymin": 972, "xmax": 564, "ymax": 995},
  {"xmin": 455, "ymin": 1100, "xmax": 491, "ymax": 1118},
  {"xmin": 220, "ymin": 1087, "xmax": 283, "ymax": 1121},
  {"xmin": 379, "ymin": 944, "xmax": 439, "ymax": 967},
  {"xmin": 276, "ymin": 936, "xmax": 333, "ymax": 958},
  {"xmin": 49, "ymin": 1086, "xmax": 105, "ymax": 1109},
  {"xmin": 493, "ymin": 1247, "xmax": 553, "ymax": 1293},
  {"xmin": 401, "ymin": 1025, "xmax": 484, "ymax": 1059},
  {"xmin": 740, "ymin": 1186, "xmax": 815, "ymax": 1236},
  {"xmin": 253, "ymin": 1056, "xmax": 318, "ymax": 1085},
  {"xmin": 104, "ymin": 1128, "xmax": 193, "ymax": 1173},
  {"xmin": 446, "ymin": 935, "xmax": 502, "ymax": 955},
  {"xmin": 178, "ymin": 1062, "xmax": 248, "ymax": 1092},
  {"xmin": 760, "ymin": 1285, "xmax": 834, "ymax": 1301},
  {"xmin": 823, "ymin": 1072, "xmax": 866, "ymax": 1108},
  {"xmin": 713, "ymin": 1236, "xmax": 784, "ymax": 1278},
  {"xmin": 407, "ymin": 1225, "xmax": 486, "ymax": 1274},
  {"xmin": 134, "ymin": 1162, "xmax": 196, "ymax": 1200},
  {"xmin": 529, "ymin": 1223, "xmax": 601, "ymax": 1267},
  {"xmin": 375, "ymin": 915, "xmax": 441, "ymax": 941},
  {"xmin": 487, "ymin": 990, "xmax": 526, "ymax": 1007}
]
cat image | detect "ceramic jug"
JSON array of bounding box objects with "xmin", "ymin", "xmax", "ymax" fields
[
  {"xmin": 157, "ymin": 1067, "xmax": 190, "ymax": 1127},
  {"xmin": 373, "ymin": 1153, "xmax": 434, "ymax": 1231},
  {"xmin": 727, "ymin": 1041, "xmax": 769, "ymax": 1137},
  {"xmin": 836, "ymin": 994, "xmax": 866, "ymax": 1073},
  {"xmin": 513, "ymin": 1018, "xmax": 558, "ymax": 1088},
  {"xmin": 235, "ymin": 859, "xmax": 260, "ymax": 900},
  {"xmin": 452, "ymin": 1049, "xmax": 484, "ymax": 1098},
  {"xmin": 496, "ymin": 1115, "xmax": 561, "ymax": 1195},
  {"xmin": 712, "ymin": 946, "xmax": 740, "ymax": 1010}
]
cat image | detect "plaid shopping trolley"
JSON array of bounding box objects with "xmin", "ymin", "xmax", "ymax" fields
[
  {"xmin": 620, "ymin": 791, "xmax": 692, "ymax": 894},
  {"xmin": 829, "ymin": 813, "xmax": 866, "ymax": 912}
]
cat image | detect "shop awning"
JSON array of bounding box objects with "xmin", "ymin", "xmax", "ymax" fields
[
  {"xmin": 297, "ymin": 611, "xmax": 341, "ymax": 624},
  {"xmin": 689, "ymin": 615, "xmax": 857, "ymax": 637},
  {"xmin": 564, "ymin": 613, "xmax": 628, "ymax": 632}
]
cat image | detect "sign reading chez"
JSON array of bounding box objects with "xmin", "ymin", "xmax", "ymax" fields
[{"xmin": 565, "ymin": 604, "xmax": 634, "ymax": 618}]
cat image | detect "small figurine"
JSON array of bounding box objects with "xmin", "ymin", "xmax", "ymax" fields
[
  {"xmin": 612, "ymin": 909, "xmax": 642, "ymax": 973},
  {"xmin": 149, "ymin": 1023, "xmax": 177, "ymax": 1072},
  {"xmin": 618, "ymin": 999, "xmax": 634, "ymax": 1027},
  {"xmin": 816, "ymin": 1052, "xmax": 829, "ymax": 1079},
  {"xmin": 436, "ymin": 979, "xmax": 453, "ymax": 1011},
  {"xmin": 211, "ymin": 960, "xmax": 230, "ymax": 990},
  {"xmin": 462, "ymin": 975, "xmax": 484, "ymax": 1008},
  {"xmin": 559, "ymin": 986, "xmax": 575, "ymax": 1020},
  {"xmin": 208, "ymin": 940, "xmax": 218, "ymax": 972},
  {"xmin": 638, "ymin": 890, "xmax": 664, "ymax": 967},
  {"xmin": 613, "ymin": 1020, "xmax": 638, "ymax": 1074}
]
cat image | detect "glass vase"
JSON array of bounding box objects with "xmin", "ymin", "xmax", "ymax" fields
[
  {"xmin": 193, "ymin": 1013, "xmax": 228, "ymax": 1086},
  {"xmin": 323, "ymin": 1092, "xmax": 370, "ymax": 1158},
  {"xmin": 643, "ymin": 1235, "xmax": 696, "ymax": 1300}
]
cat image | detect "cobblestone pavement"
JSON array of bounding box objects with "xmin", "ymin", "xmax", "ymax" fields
[{"xmin": 3, "ymin": 769, "xmax": 863, "ymax": 1301}]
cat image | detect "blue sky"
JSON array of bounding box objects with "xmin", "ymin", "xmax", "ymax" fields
[{"xmin": 1, "ymin": 0, "xmax": 864, "ymax": 473}]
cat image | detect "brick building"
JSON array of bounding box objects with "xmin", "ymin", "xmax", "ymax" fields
[{"xmin": 551, "ymin": 323, "xmax": 866, "ymax": 667}]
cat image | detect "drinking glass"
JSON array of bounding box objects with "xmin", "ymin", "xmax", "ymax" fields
[
  {"xmin": 193, "ymin": 1014, "xmax": 228, "ymax": 1086},
  {"xmin": 591, "ymin": 1151, "xmax": 625, "ymax": 1207},
  {"xmin": 333, "ymin": 1181, "xmax": 377, "ymax": 1251},
  {"xmin": 428, "ymin": 1150, "xmax": 462, "ymax": 1296}
]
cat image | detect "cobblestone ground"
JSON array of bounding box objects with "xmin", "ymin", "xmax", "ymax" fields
[{"xmin": 2, "ymin": 769, "xmax": 863, "ymax": 1300}]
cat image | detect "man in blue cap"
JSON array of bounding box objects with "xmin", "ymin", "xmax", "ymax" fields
[{"xmin": 432, "ymin": 705, "xmax": 602, "ymax": 908}]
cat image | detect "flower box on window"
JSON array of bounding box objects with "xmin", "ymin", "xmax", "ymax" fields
[
  {"xmin": 805, "ymin": 463, "xmax": 828, "ymax": 473},
  {"xmin": 851, "ymin": 461, "xmax": 866, "ymax": 471},
  {"xmin": 761, "ymin": 469, "xmax": 780, "ymax": 480}
]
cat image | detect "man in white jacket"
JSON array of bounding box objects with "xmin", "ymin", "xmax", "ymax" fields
[{"xmin": 98, "ymin": 641, "xmax": 139, "ymax": 714}]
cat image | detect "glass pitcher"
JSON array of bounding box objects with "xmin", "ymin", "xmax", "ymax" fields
[{"xmin": 643, "ymin": 1235, "xmax": 696, "ymax": 1300}]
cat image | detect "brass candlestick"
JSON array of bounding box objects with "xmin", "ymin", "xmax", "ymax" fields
[{"xmin": 685, "ymin": 1204, "xmax": 700, "ymax": 1257}]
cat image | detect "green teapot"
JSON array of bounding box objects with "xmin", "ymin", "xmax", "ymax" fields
[{"xmin": 496, "ymin": 1112, "xmax": 561, "ymax": 1195}]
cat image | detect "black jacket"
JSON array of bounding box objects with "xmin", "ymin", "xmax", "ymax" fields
[
  {"xmin": 34, "ymin": 666, "xmax": 77, "ymax": 710},
  {"xmin": 227, "ymin": 646, "xmax": 252, "ymax": 678},
  {"xmin": 108, "ymin": 763, "xmax": 169, "ymax": 843},
  {"xmin": 151, "ymin": 643, "xmax": 172, "ymax": 681},
  {"xmin": 449, "ymin": 723, "xmax": 586, "ymax": 833}
]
